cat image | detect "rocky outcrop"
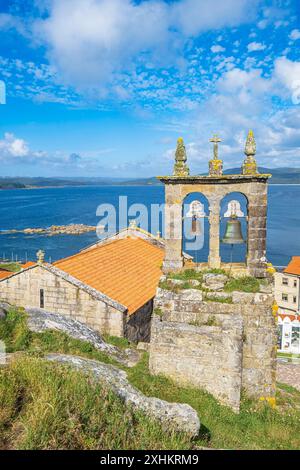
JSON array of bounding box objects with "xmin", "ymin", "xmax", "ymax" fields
[
  {"xmin": 46, "ymin": 353, "xmax": 200, "ymax": 437},
  {"xmin": 3, "ymin": 224, "xmax": 102, "ymax": 236},
  {"xmin": 25, "ymin": 308, "xmax": 140, "ymax": 367}
]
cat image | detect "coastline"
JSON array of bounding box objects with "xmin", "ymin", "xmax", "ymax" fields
[{"xmin": 1, "ymin": 182, "xmax": 300, "ymax": 191}]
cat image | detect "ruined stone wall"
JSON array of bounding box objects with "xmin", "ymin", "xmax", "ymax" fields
[
  {"xmin": 0, "ymin": 266, "xmax": 126, "ymax": 338},
  {"xmin": 150, "ymin": 314, "xmax": 243, "ymax": 411},
  {"xmin": 150, "ymin": 287, "xmax": 277, "ymax": 410}
]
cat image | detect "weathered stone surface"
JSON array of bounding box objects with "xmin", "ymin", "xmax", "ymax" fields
[
  {"xmin": 151, "ymin": 286, "xmax": 277, "ymax": 410},
  {"xmin": 46, "ymin": 354, "xmax": 200, "ymax": 437},
  {"xmin": 26, "ymin": 308, "xmax": 140, "ymax": 367},
  {"xmin": 203, "ymin": 274, "xmax": 228, "ymax": 284},
  {"xmin": 232, "ymin": 291, "xmax": 273, "ymax": 305},
  {"xmin": 259, "ymin": 283, "xmax": 273, "ymax": 294},
  {"xmin": 180, "ymin": 289, "xmax": 203, "ymax": 301},
  {"xmin": 205, "ymin": 291, "xmax": 232, "ymax": 300},
  {"xmin": 150, "ymin": 316, "xmax": 243, "ymax": 412},
  {"xmin": 137, "ymin": 342, "xmax": 150, "ymax": 352},
  {"xmin": 203, "ymin": 274, "xmax": 228, "ymax": 291}
]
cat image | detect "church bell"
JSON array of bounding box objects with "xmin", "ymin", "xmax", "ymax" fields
[
  {"xmin": 221, "ymin": 217, "xmax": 245, "ymax": 245},
  {"xmin": 191, "ymin": 215, "xmax": 201, "ymax": 235}
]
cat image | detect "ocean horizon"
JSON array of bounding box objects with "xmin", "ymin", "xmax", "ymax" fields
[{"xmin": 0, "ymin": 184, "xmax": 299, "ymax": 267}]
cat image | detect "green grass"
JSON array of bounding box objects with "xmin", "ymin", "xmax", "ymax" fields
[
  {"xmin": 102, "ymin": 334, "xmax": 132, "ymax": 350},
  {"xmin": 168, "ymin": 269, "xmax": 204, "ymax": 281},
  {"xmin": 0, "ymin": 356, "xmax": 189, "ymax": 450},
  {"xmin": 128, "ymin": 355, "xmax": 300, "ymax": 450},
  {"xmin": 0, "ymin": 262, "xmax": 21, "ymax": 273},
  {"xmin": 1, "ymin": 307, "xmax": 300, "ymax": 450},
  {"xmin": 224, "ymin": 276, "xmax": 260, "ymax": 293},
  {"xmin": 278, "ymin": 352, "xmax": 300, "ymax": 360},
  {"xmin": 0, "ymin": 308, "xmax": 123, "ymax": 368}
]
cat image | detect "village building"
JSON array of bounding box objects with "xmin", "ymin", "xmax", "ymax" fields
[
  {"xmin": 275, "ymin": 257, "xmax": 300, "ymax": 354},
  {"xmin": 0, "ymin": 227, "xmax": 168, "ymax": 342}
]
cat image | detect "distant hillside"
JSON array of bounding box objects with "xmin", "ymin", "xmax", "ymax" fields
[
  {"xmin": 223, "ymin": 167, "xmax": 300, "ymax": 184},
  {"xmin": 0, "ymin": 176, "xmax": 132, "ymax": 189},
  {"xmin": 110, "ymin": 168, "xmax": 300, "ymax": 185},
  {"xmin": 0, "ymin": 168, "xmax": 299, "ymax": 189}
]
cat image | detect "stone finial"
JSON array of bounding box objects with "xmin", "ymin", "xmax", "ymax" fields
[
  {"xmin": 242, "ymin": 130, "xmax": 258, "ymax": 175},
  {"xmin": 129, "ymin": 219, "xmax": 137, "ymax": 229},
  {"xmin": 209, "ymin": 134, "xmax": 223, "ymax": 176},
  {"xmin": 173, "ymin": 137, "xmax": 190, "ymax": 177},
  {"xmin": 36, "ymin": 249, "xmax": 45, "ymax": 264},
  {"xmin": 244, "ymin": 129, "xmax": 256, "ymax": 157}
]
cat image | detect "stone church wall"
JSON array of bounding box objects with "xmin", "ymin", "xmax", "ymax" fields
[{"xmin": 0, "ymin": 266, "xmax": 126, "ymax": 338}]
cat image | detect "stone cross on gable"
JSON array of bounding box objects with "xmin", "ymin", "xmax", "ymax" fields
[{"xmin": 209, "ymin": 134, "xmax": 221, "ymax": 160}]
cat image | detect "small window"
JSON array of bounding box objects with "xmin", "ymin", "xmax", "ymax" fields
[
  {"xmin": 40, "ymin": 289, "xmax": 44, "ymax": 309},
  {"xmin": 294, "ymin": 280, "xmax": 297, "ymax": 288},
  {"xmin": 282, "ymin": 278, "xmax": 289, "ymax": 286},
  {"xmin": 282, "ymin": 293, "xmax": 288, "ymax": 302},
  {"xmin": 293, "ymin": 296, "xmax": 297, "ymax": 304}
]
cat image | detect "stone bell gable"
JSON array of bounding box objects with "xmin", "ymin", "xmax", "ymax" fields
[{"xmin": 158, "ymin": 131, "xmax": 271, "ymax": 278}]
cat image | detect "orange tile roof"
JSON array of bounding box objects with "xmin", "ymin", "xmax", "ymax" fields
[
  {"xmin": 54, "ymin": 237, "xmax": 164, "ymax": 314},
  {"xmin": 284, "ymin": 257, "xmax": 300, "ymax": 276},
  {"xmin": 0, "ymin": 269, "xmax": 13, "ymax": 280},
  {"xmin": 21, "ymin": 261, "xmax": 36, "ymax": 269},
  {"xmin": 279, "ymin": 314, "xmax": 299, "ymax": 322}
]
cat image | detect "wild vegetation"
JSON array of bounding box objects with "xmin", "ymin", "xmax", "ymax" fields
[
  {"xmin": 0, "ymin": 307, "xmax": 300, "ymax": 450},
  {"xmin": 159, "ymin": 269, "xmax": 261, "ymax": 296}
]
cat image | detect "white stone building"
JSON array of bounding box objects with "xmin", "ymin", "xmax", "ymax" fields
[{"xmin": 274, "ymin": 256, "xmax": 300, "ymax": 354}]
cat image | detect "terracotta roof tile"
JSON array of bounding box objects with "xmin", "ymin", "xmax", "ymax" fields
[
  {"xmin": 54, "ymin": 237, "xmax": 164, "ymax": 314},
  {"xmin": 0, "ymin": 269, "xmax": 13, "ymax": 280},
  {"xmin": 22, "ymin": 262, "xmax": 36, "ymax": 269},
  {"xmin": 284, "ymin": 257, "xmax": 300, "ymax": 276}
]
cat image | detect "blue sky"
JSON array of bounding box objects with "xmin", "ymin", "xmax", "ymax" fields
[{"xmin": 0, "ymin": 0, "xmax": 299, "ymax": 177}]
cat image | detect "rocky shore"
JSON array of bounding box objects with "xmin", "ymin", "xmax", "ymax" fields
[{"xmin": 1, "ymin": 224, "xmax": 101, "ymax": 236}]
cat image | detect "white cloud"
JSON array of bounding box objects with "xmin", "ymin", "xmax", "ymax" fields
[
  {"xmin": 32, "ymin": 0, "xmax": 257, "ymax": 92},
  {"xmin": 247, "ymin": 42, "xmax": 266, "ymax": 52},
  {"xmin": 0, "ymin": 13, "xmax": 25, "ymax": 34},
  {"xmin": 211, "ymin": 45, "xmax": 225, "ymax": 53},
  {"xmin": 217, "ymin": 68, "xmax": 270, "ymax": 105},
  {"xmin": 171, "ymin": 0, "xmax": 257, "ymax": 36},
  {"xmin": 0, "ymin": 132, "xmax": 116, "ymax": 170},
  {"xmin": 289, "ymin": 29, "xmax": 300, "ymax": 41},
  {"xmin": 0, "ymin": 133, "xmax": 29, "ymax": 158},
  {"xmin": 274, "ymin": 57, "xmax": 300, "ymax": 103}
]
